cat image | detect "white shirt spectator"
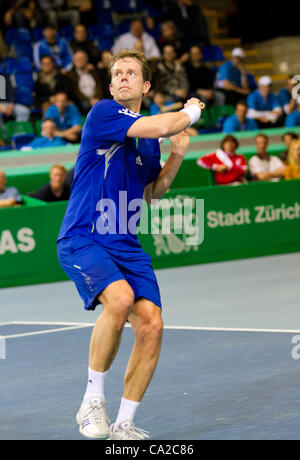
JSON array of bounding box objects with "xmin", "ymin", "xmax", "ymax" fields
[
  {"xmin": 112, "ymin": 31, "xmax": 161, "ymax": 60},
  {"xmin": 77, "ymin": 69, "xmax": 97, "ymax": 99},
  {"xmin": 249, "ymin": 155, "xmax": 285, "ymax": 181}
]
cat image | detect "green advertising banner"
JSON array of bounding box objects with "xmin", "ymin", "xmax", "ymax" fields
[{"xmin": 0, "ymin": 180, "xmax": 300, "ymax": 289}]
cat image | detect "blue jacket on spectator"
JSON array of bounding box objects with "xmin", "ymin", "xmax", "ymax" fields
[
  {"xmin": 26, "ymin": 136, "xmax": 69, "ymax": 149},
  {"xmin": 285, "ymin": 110, "xmax": 300, "ymax": 127},
  {"xmin": 217, "ymin": 61, "xmax": 256, "ymax": 89},
  {"xmin": 33, "ymin": 37, "xmax": 73, "ymax": 71},
  {"xmin": 247, "ymin": 89, "xmax": 281, "ymax": 112},
  {"xmin": 44, "ymin": 104, "xmax": 82, "ymax": 130},
  {"xmin": 223, "ymin": 114, "xmax": 258, "ymax": 133}
]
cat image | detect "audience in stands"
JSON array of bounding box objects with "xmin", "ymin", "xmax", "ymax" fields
[
  {"xmin": 285, "ymin": 96, "xmax": 300, "ymax": 128},
  {"xmin": 44, "ymin": 92, "xmax": 82, "ymax": 143},
  {"xmin": 36, "ymin": 0, "xmax": 80, "ymax": 28},
  {"xmin": 0, "ymin": 169, "xmax": 23, "ymax": 208},
  {"xmin": 184, "ymin": 45, "xmax": 224, "ymax": 108},
  {"xmin": 23, "ymin": 118, "xmax": 68, "ymax": 149},
  {"xmin": 154, "ymin": 44, "xmax": 189, "ymax": 102},
  {"xmin": 280, "ymin": 132, "xmax": 298, "ymax": 163},
  {"xmin": 249, "ymin": 134, "xmax": 285, "ymax": 181},
  {"xmin": 223, "ymin": 100, "xmax": 258, "ymax": 133},
  {"xmin": 34, "ymin": 55, "xmax": 70, "ymax": 114},
  {"xmin": 158, "ymin": 21, "xmax": 188, "ymax": 64},
  {"xmin": 67, "ymin": 50, "xmax": 103, "ymax": 114},
  {"xmin": 31, "ymin": 163, "xmax": 71, "ymax": 202},
  {"xmin": 247, "ymin": 76, "xmax": 282, "ymax": 128},
  {"xmin": 112, "ymin": 19, "xmax": 161, "ymax": 61},
  {"xmin": 65, "ymin": 166, "xmax": 74, "ymax": 188},
  {"xmin": 278, "ymin": 75, "xmax": 300, "ymax": 116},
  {"xmin": 33, "ymin": 23, "xmax": 73, "ymax": 72},
  {"xmin": 216, "ymin": 47, "xmax": 255, "ymax": 105},
  {"xmin": 197, "ymin": 135, "xmax": 247, "ymax": 185},
  {"xmin": 0, "ymin": 73, "xmax": 30, "ymax": 123},
  {"xmin": 97, "ymin": 50, "xmax": 113, "ymax": 99},
  {"xmin": 163, "ymin": 0, "xmax": 210, "ymax": 46},
  {"xmin": 69, "ymin": 24, "xmax": 101, "ymax": 67},
  {"xmin": 284, "ymin": 139, "xmax": 300, "ymax": 180},
  {"xmin": 150, "ymin": 92, "xmax": 183, "ymax": 115},
  {"xmin": 4, "ymin": 0, "xmax": 36, "ymax": 29}
]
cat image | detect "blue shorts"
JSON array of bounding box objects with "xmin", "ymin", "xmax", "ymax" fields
[{"xmin": 57, "ymin": 234, "xmax": 162, "ymax": 311}]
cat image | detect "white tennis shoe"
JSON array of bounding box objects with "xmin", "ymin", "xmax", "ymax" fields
[
  {"xmin": 108, "ymin": 420, "xmax": 150, "ymax": 440},
  {"xmin": 76, "ymin": 396, "xmax": 110, "ymax": 439}
]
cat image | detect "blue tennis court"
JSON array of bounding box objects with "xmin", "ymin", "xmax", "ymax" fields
[{"xmin": 1, "ymin": 252, "xmax": 300, "ymax": 440}]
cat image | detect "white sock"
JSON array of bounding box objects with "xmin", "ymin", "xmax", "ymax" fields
[
  {"xmin": 114, "ymin": 398, "xmax": 141, "ymax": 431},
  {"xmin": 83, "ymin": 367, "xmax": 108, "ymax": 402}
]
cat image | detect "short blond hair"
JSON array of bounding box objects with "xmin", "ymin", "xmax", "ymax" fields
[
  {"xmin": 50, "ymin": 164, "xmax": 67, "ymax": 174},
  {"xmin": 288, "ymin": 139, "xmax": 300, "ymax": 166},
  {"xmin": 109, "ymin": 49, "xmax": 152, "ymax": 82}
]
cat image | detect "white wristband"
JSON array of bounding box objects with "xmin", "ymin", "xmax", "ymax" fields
[{"xmin": 180, "ymin": 105, "xmax": 202, "ymax": 127}]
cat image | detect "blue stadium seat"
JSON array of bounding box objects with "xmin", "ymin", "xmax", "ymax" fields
[
  {"xmin": 4, "ymin": 27, "xmax": 31, "ymax": 45},
  {"xmin": 98, "ymin": 37, "xmax": 114, "ymax": 50},
  {"xmin": 201, "ymin": 45, "xmax": 225, "ymax": 62},
  {"xmin": 10, "ymin": 133, "xmax": 35, "ymax": 150},
  {"xmin": 115, "ymin": 21, "xmax": 131, "ymax": 36},
  {"xmin": 60, "ymin": 25, "xmax": 74, "ymax": 42},
  {"xmin": 16, "ymin": 87, "xmax": 34, "ymax": 106},
  {"xmin": 14, "ymin": 72, "xmax": 35, "ymax": 90},
  {"xmin": 32, "ymin": 27, "xmax": 43, "ymax": 43},
  {"xmin": 5, "ymin": 57, "xmax": 32, "ymax": 74},
  {"xmin": 14, "ymin": 42, "xmax": 33, "ymax": 62},
  {"xmin": 112, "ymin": 0, "xmax": 143, "ymax": 14}
]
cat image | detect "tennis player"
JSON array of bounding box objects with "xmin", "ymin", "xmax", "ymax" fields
[{"xmin": 57, "ymin": 49, "xmax": 203, "ymax": 440}]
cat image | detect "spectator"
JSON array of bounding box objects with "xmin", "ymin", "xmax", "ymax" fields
[
  {"xmin": 112, "ymin": 19, "xmax": 161, "ymax": 61},
  {"xmin": 150, "ymin": 92, "xmax": 183, "ymax": 115},
  {"xmin": 31, "ymin": 164, "xmax": 71, "ymax": 202},
  {"xmin": 216, "ymin": 47, "xmax": 255, "ymax": 105},
  {"xmin": 0, "ymin": 170, "xmax": 23, "ymax": 208},
  {"xmin": 4, "ymin": 0, "xmax": 36, "ymax": 28},
  {"xmin": 184, "ymin": 45, "xmax": 225, "ymax": 107},
  {"xmin": 0, "ymin": 73, "xmax": 30, "ymax": 124},
  {"xmin": 69, "ymin": 24, "xmax": 101, "ymax": 66},
  {"xmin": 44, "ymin": 92, "xmax": 82, "ymax": 143},
  {"xmin": 278, "ymin": 75, "xmax": 300, "ymax": 115},
  {"xmin": 249, "ymin": 134, "xmax": 285, "ymax": 181},
  {"xmin": 285, "ymin": 96, "xmax": 300, "ymax": 128},
  {"xmin": 280, "ymin": 132, "xmax": 298, "ymax": 163},
  {"xmin": 163, "ymin": 0, "xmax": 210, "ymax": 46},
  {"xmin": 65, "ymin": 166, "xmax": 74, "ymax": 188},
  {"xmin": 67, "ymin": 51, "xmax": 103, "ymax": 114},
  {"xmin": 158, "ymin": 21, "xmax": 188, "ymax": 64},
  {"xmin": 33, "ymin": 24, "xmax": 73, "ymax": 72},
  {"xmin": 284, "ymin": 139, "xmax": 300, "ymax": 180},
  {"xmin": 223, "ymin": 100, "xmax": 258, "ymax": 133},
  {"xmin": 34, "ymin": 55, "xmax": 70, "ymax": 114},
  {"xmin": 67, "ymin": 0, "xmax": 95, "ymax": 26},
  {"xmin": 247, "ymin": 76, "xmax": 283, "ymax": 128},
  {"xmin": 97, "ymin": 50, "xmax": 113, "ymax": 99},
  {"xmin": 23, "ymin": 118, "xmax": 68, "ymax": 149},
  {"xmin": 154, "ymin": 44, "xmax": 189, "ymax": 102},
  {"xmin": 36, "ymin": 0, "xmax": 80, "ymax": 28},
  {"xmin": 197, "ymin": 135, "xmax": 247, "ymax": 185}
]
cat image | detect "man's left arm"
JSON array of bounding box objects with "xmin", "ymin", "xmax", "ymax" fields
[{"xmin": 144, "ymin": 130, "xmax": 190, "ymax": 203}]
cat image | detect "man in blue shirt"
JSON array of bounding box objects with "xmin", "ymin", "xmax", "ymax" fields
[
  {"xmin": 217, "ymin": 47, "xmax": 256, "ymax": 105},
  {"xmin": 247, "ymin": 76, "xmax": 283, "ymax": 128},
  {"xmin": 44, "ymin": 92, "xmax": 82, "ymax": 143},
  {"xmin": 24, "ymin": 118, "xmax": 68, "ymax": 149},
  {"xmin": 57, "ymin": 49, "xmax": 203, "ymax": 440},
  {"xmin": 33, "ymin": 24, "xmax": 73, "ymax": 72},
  {"xmin": 285, "ymin": 97, "xmax": 300, "ymax": 127},
  {"xmin": 223, "ymin": 100, "xmax": 258, "ymax": 133}
]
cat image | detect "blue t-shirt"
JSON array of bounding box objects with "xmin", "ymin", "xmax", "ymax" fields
[
  {"xmin": 44, "ymin": 104, "xmax": 82, "ymax": 130},
  {"xmin": 278, "ymin": 88, "xmax": 291, "ymax": 108},
  {"xmin": 223, "ymin": 114, "xmax": 258, "ymax": 133},
  {"xmin": 0, "ymin": 186, "xmax": 22, "ymax": 203},
  {"xmin": 58, "ymin": 99, "xmax": 162, "ymax": 250},
  {"xmin": 247, "ymin": 89, "xmax": 280, "ymax": 111},
  {"xmin": 217, "ymin": 61, "xmax": 256, "ymax": 89},
  {"xmin": 27, "ymin": 136, "xmax": 68, "ymax": 149},
  {"xmin": 285, "ymin": 110, "xmax": 300, "ymax": 127}
]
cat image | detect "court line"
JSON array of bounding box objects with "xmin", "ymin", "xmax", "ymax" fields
[{"xmin": 2, "ymin": 324, "xmax": 93, "ymax": 340}]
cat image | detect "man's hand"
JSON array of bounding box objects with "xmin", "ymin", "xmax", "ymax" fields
[
  {"xmin": 183, "ymin": 97, "xmax": 202, "ymax": 109},
  {"xmin": 215, "ymin": 164, "xmax": 227, "ymax": 172},
  {"xmin": 169, "ymin": 129, "xmax": 190, "ymax": 157}
]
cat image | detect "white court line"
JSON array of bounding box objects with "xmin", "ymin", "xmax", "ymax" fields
[
  {"xmin": 2, "ymin": 324, "xmax": 93, "ymax": 340},
  {"xmin": 164, "ymin": 325, "xmax": 300, "ymax": 334}
]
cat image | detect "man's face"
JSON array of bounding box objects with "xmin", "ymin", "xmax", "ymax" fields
[
  {"xmin": 41, "ymin": 57, "xmax": 55, "ymax": 74},
  {"xmin": 0, "ymin": 171, "xmax": 6, "ymax": 191},
  {"xmin": 232, "ymin": 56, "xmax": 243, "ymax": 68},
  {"xmin": 190, "ymin": 46, "xmax": 202, "ymax": 62},
  {"xmin": 109, "ymin": 58, "xmax": 150, "ymax": 105},
  {"xmin": 55, "ymin": 93, "xmax": 68, "ymax": 112},
  {"xmin": 236, "ymin": 103, "xmax": 247, "ymax": 120},
  {"xmin": 292, "ymin": 143, "xmax": 300, "ymax": 162},
  {"xmin": 74, "ymin": 52, "xmax": 88, "ymax": 70},
  {"xmin": 283, "ymin": 134, "xmax": 295, "ymax": 149},
  {"xmin": 101, "ymin": 51, "xmax": 112, "ymax": 68},
  {"xmin": 74, "ymin": 25, "xmax": 87, "ymax": 42},
  {"xmin": 42, "ymin": 120, "xmax": 56, "ymax": 138},
  {"xmin": 43, "ymin": 27, "xmax": 57, "ymax": 42},
  {"xmin": 163, "ymin": 45, "xmax": 176, "ymax": 62},
  {"xmin": 256, "ymin": 136, "xmax": 268, "ymax": 155},
  {"xmin": 50, "ymin": 168, "xmax": 66, "ymax": 189},
  {"xmin": 130, "ymin": 21, "xmax": 143, "ymax": 38},
  {"xmin": 259, "ymin": 85, "xmax": 271, "ymax": 98}
]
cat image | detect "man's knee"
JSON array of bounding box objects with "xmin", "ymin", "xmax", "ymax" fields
[
  {"xmin": 137, "ymin": 313, "xmax": 164, "ymax": 344},
  {"xmin": 99, "ymin": 281, "xmax": 135, "ymax": 323}
]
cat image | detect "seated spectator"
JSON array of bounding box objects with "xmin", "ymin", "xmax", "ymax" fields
[
  {"xmin": 184, "ymin": 45, "xmax": 225, "ymax": 108},
  {"xmin": 0, "ymin": 73, "xmax": 30, "ymax": 123},
  {"xmin": 112, "ymin": 19, "xmax": 161, "ymax": 61},
  {"xmin": 31, "ymin": 164, "xmax": 71, "ymax": 202},
  {"xmin": 249, "ymin": 134, "xmax": 285, "ymax": 182},
  {"xmin": 67, "ymin": 0, "xmax": 95, "ymax": 26},
  {"xmin": 285, "ymin": 97, "xmax": 300, "ymax": 128},
  {"xmin": 216, "ymin": 47, "xmax": 255, "ymax": 105},
  {"xmin": 158, "ymin": 21, "xmax": 188, "ymax": 64},
  {"xmin": 197, "ymin": 135, "xmax": 247, "ymax": 185},
  {"xmin": 223, "ymin": 100, "xmax": 258, "ymax": 133},
  {"xmin": 33, "ymin": 24, "xmax": 73, "ymax": 72},
  {"xmin": 67, "ymin": 51, "xmax": 103, "ymax": 114},
  {"xmin": 278, "ymin": 75, "xmax": 300, "ymax": 115},
  {"xmin": 34, "ymin": 55, "xmax": 70, "ymax": 114},
  {"xmin": 154, "ymin": 44, "xmax": 189, "ymax": 102},
  {"xmin": 284, "ymin": 139, "xmax": 300, "ymax": 180},
  {"xmin": 163, "ymin": 0, "xmax": 210, "ymax": 46},
  {"xmin": 4, "ymin": 0, "xmax": 36, "ymax": 28},
  {"xmin": 247, "ymin": 76, "xmax": 283, "ymax": 128},
  {"xmin": 23, "ymin": 118, "xmax": 68, "ymax": 149},
  {"xmin": 44, "ymin": 92, "xmax": 82, "ymax": 143},
  {"xmin": 280, "ymin": 132, "xmax": 298, "ymax": 163},
  {"xmin": 69, "ymin": 24, "xmax": 101, "ymax": 66},
  {"xmin": 97, "ymin": 50, "xmax": 113, "ymax": 99},
  {"xmin": 150, "ymin": 92, "xmax": 183, "ymax": 115},
  {"xmin": 0, "ymin": 170, "xmax": 23, "ymax": 208},
  {"xmin": 36, "ymin": 0, "xmax": 80, "ymax": 28},
  {"xmin": 65, "ymin": 166, "xmax": 74, "ymax": 188}
]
